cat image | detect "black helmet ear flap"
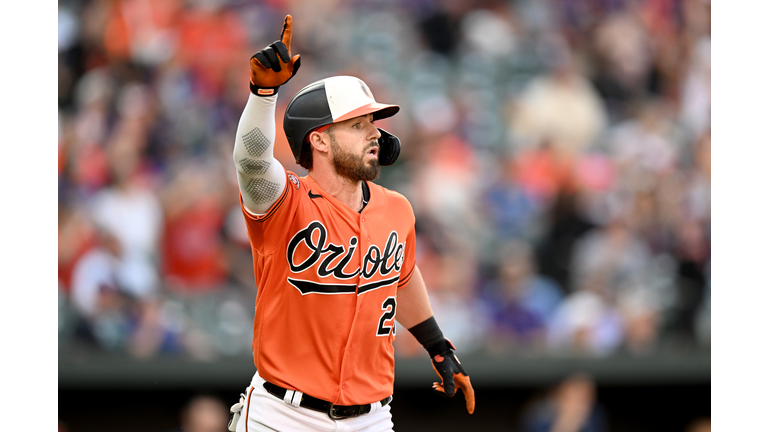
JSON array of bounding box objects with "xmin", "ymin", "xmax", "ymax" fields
[{"xmin": 377, "ymin": 128, "xmax": 401, "ymax": 166}]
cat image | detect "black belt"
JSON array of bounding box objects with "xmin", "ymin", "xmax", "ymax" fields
[{"xmin": 263, "ymin": 381, "xmax": 392, "ymax": 420}]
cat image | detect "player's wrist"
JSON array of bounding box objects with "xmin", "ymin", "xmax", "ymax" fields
[
  {"xmin": 407, "ymin": 316, "xmax": 451, "ymax": 358},
  {"xmin": 427, "ymin": 339, "xmax": 453, "ymax": 358},
  {"xmin": 250, "ymin": 81, "xmax": 281, "ymax": 97}
]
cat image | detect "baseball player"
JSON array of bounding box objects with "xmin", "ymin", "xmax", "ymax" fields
[{"xmin": 227, "ymin": 15, "xmax": 475, "ymax": 432}]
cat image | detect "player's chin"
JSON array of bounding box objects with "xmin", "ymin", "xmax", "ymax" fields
[
  {"xmin": 359, "ymin": 161, "xmax": 381, "ymax": 181},
  {"xmin": 364, "ymin": 156, "xmax": 380, "ymax": 167}
]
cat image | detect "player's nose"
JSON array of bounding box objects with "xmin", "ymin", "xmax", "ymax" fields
[{"xmin": 368, "ymin": 121, "xmax": 381, "ymax": 141}]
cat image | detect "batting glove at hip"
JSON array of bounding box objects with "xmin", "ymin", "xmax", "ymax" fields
[
  {"xmin": 227, "ymin": 393, "xmax": 246, "ymax": 432},
  {"xmin": 430, "ymin": 339, "xmax": 476, "ymax": 414},
  {"xmin": 249, "ymin": 15, "xmax": 302, "ymax": 96}
]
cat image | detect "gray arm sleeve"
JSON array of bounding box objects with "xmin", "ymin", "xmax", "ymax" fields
[{"xmin": 233, "ymin": 93, "xmax": 287, "ymax": 215}]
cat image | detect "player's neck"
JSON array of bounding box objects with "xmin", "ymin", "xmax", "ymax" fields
[{"xmin": 308, "ymin": 170, "xmax": 364, "ymax": 212}]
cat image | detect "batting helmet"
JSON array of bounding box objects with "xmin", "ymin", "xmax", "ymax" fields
[{"xmin": 283, "ymin": 76, "xmax": 402, "ymax": 166}]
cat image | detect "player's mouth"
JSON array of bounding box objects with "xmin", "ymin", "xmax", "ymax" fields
[{"xmin": 366, "ymin": 146, "xmax": 379, "ymax": 157}]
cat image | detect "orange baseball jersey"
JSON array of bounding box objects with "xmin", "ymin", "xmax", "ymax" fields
[{"xmin": 240, "ymin": 171, "xmax": 417, "ymax": 406}]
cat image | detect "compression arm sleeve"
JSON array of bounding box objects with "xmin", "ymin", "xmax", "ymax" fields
[{"xmin": 233, "ymin": 93, "xmax": 287, "ymax": 215}]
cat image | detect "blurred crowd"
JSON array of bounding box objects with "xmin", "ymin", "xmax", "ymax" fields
[{"xmin": 58, "ymin": 0, "xmax": 710, "ymax": 360}]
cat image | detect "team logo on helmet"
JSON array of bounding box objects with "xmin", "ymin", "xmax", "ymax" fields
[{"xmin": 357, "ymin": 79, "xmax": 373, "ymax": 99}]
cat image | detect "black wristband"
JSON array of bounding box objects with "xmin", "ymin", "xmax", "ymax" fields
[
  {"xmin": 250, "ymin": 82, "xmax": 280, "ymax": 97},
  {"xmin": 407, "ymin": 317, "xmax": 451, "ymax": 357}
]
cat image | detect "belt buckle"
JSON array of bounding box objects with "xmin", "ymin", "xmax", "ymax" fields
[{"xmin": 328, "ymin": 404, "xmax": 358, "ymax": 420}]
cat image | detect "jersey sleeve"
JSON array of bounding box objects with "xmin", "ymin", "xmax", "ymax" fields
[
  {"xmin": 397, "ymin": 227, "xmax": 416, "ymax": 289},
  {"xmin": 396, "ymin": 197, "xmax": 417, "ymax": 290},
  {"xmin": 240, "ymin": 171, "xmax": 304, "ymax": 256}
]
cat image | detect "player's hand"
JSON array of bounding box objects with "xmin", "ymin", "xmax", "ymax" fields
[
  {"xmin": 249, "ymin": 14, "xmax": 302, "ymax": 96},
  {"xmin": 430, "ymin": 339, "xmax": 475, "ymax": 414}
]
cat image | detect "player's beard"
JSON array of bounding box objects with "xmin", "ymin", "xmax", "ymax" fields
[{"xmin": 329, "ymin": 134, "xmax": 381, "ymax": 182}]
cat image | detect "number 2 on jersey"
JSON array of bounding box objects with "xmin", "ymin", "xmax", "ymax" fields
[{"xmin": 377, "ymin": 297, "xmax": 397, "ymax": 336}]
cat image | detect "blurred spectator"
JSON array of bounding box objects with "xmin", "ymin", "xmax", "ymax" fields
[
  {"xmin": 680, "ymin": 37, "xmax": 710, "ymax": 137},
  {"xmin": 605, "ymin": 98, "xmax": 680, "ymax": 177},
  {"xmin": 68, "ymin": 227, "xmax": 183, "ymax": 356},
  {"xmin": 411, "ymin": 132, "xmax": 485, "ymax": 251},
  {"xmin": 69, "ymin": 228, "xmax": 134, "ymax": 351},
  {"xmin": 166, "ymin": 394, "xmax": 230, "ymax": 432},
  {"xmin": 590, "ymin": 10, "xmax": 656, "ymax": 120},
  {"xmin": 67, "ymin": 66, "xmax": 115, "ymax": 193},
  {"xmin": 518, "ymin": 373, "xmax": 607, "ymax": 432},
  {"xmin": 507, "ymin": 32, "xmax": 608, "ymax": 160},
  {"xmin": 617, "ymin": 286, "xmax": 662, "ymax": 355},
  {"xmin": 535, "ymin": 191, "xmax": 595, "ymax": 293},
  {"xmin": 415, "ymin": 1, "xmax": 464, "ymax": 56},
  {"xmin": 421, "ymin": 251, "xmax": 490, "ymax": 354},
  {"xmin": 101, "ymin": 0, "xmax": 184, "ymax": 66},
  {"xmin": 59, "ymin": 204, "xmax": 97, "ymax": 294},
  {"xmin": 570, "ymin": 215, "xmax": 652, "ymax": 297},
  {"xmin": 668, "ymin": 220, "xmax": 710, "ymax": 348},
  {"xmin": 481, "ymin": 240, "xmax": 564, "ymax": 353},
  {"xmin": 126, "ymin": 296, "xmax": 186, "ymax": 358},
  {"xmin": 174, "ymin": 1, "xmax": 249, "ymax": 99},
  {"xmin": 70, "ymin": 228, "xmax": 124, "ymax": 320},
  {"xmin": 481, "ymin": 155, "xmax": 545, "ymax": 243},
  {"xmin": 88, "ymin": 125, "xmax": 163, "ymax": 301},
  {"xmin": 160, "ymin": 160, "xmax": 229, "ymax": 293},
  {"xmin": 459, "ymin": 7, "xmax": 519, "ymax": 60},
  {"xmin": 221, "ymin": 203, "xmax": 259, "ymax": 292},
  {"xmin": 547, "ymin": 272, "xmax": 624, "ymax": 356},
  {"xmin": 511, "ymin": 141, "xmax": 576, "ymax": 208}
]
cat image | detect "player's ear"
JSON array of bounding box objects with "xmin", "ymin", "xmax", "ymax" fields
[{"xmin": 308, "ymin": 131, "xmax": 330, "ymax": 155}]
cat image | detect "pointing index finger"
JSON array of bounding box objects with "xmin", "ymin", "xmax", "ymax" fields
[{"xmin": 280, "ymin": 15, "xmax": 293, "ymax": 52}]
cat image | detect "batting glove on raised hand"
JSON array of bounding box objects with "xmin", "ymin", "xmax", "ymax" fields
[
  {"xmin": 249, "ymin": 15, "xmax": 301, "ymax": 96},
  {"xmin": 431, "ymin": 339, "xmax": 476, "ymax": 414}
]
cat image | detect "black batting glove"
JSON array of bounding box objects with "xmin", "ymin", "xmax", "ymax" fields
[
  {"xmin": 430, "ymin": 339, "xmax": 476, "ymax": 414},
  {"xmin": 249, "ymin": 15, "xmax": 301, "ymax": 96},
  {"xmin": 409, "ymin": 317, "xmax": 476, "ymax": 414}
]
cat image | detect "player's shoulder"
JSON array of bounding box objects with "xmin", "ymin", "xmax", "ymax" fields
[
  {"xmin": 368, "ymin": 181, "xmax": 405, "ymax": 199},
  {"xmin": 285, "ymin": 171, "xmax": 305, "ymax": 191},
  {"xmin": 368, "ymin": 182, "xmax": 413, "ymax": 212}
]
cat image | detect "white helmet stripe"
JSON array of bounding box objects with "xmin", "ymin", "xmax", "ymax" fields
[{"xmin": 324, "ymin": 76, "xmax": 395, "ymax": 121}]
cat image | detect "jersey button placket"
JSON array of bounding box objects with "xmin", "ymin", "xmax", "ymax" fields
[{"xmin": 359, "ymin": 214, "xmax": 369, "ymax": 246}]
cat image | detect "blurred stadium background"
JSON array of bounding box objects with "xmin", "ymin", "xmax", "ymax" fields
[{"xmin": 57, "ymin": 0, "xmax": 710, "ymax": 431}]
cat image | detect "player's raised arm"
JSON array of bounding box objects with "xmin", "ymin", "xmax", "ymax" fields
[{"xmin": 233, "ymin": 15, "xmax": 301, "ymax": 214}]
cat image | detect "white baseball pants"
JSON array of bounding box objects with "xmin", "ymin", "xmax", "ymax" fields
[{"xmin": 233, "ymin": 372, "xmax": 394, "ymax": 432}]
